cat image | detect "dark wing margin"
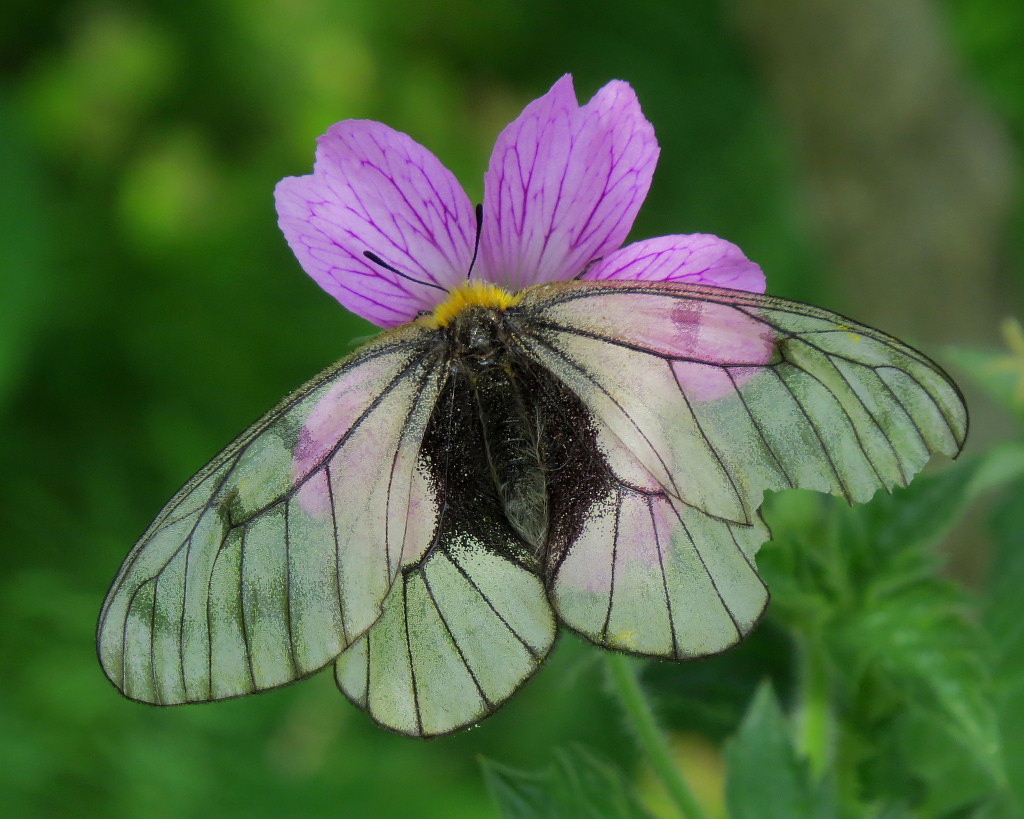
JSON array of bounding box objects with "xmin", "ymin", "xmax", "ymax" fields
[
  {"xmin": 511, "ymin": 280, "xmax": 965, "ymax": 659},
  {"xmin": 98, "ymin": 323, "xmax": 445, "ymax": 704}
]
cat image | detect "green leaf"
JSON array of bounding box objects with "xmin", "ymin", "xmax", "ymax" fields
[
  {"xmin": 481, "ymin": 759, "xmax": 555, "ymax": 819},
  {"xmin": 837, "ymin": 466, "xmax": 1008, "ymax": 805},
  {"xmin": 481, "ymin": 746, "xmax": 653, "ymax": 819},
  {"xmin": 725, "ymin": 682, "xmax": 836, "ymax": 819},
  {"xmin": 987, "ymin": 478, "xmax": 1024, "ymax": 682},
  {"xmin": 844, "ymin": 582, "xmax": 1004, "ymax": 815},
  {"xmin": 759, "ymin": 453, "xmax": 1013, "ymax": 817},
  {"xmin": 984, "ymin": 478, "xmax": 1024, "ymax": 818},
  {"xmin": 762, "ymin": 445, "xmax": 1024, "ymax": 619}
]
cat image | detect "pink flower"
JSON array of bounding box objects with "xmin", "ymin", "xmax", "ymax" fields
[
  {"xmin": 280, "ymin": 76, "xmax": 771, "ymax": 512},
  {"xmin": 274, "ymin": 74, "xmax": 765, "ymax": 329}
]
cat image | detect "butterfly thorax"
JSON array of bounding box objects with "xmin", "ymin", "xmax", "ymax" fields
[
  {"xmin": 448, "ymin": 307, "xmax": 549, "ymax": 554},
  {"xmin": 420, "ymin": 280, "xmax": 524, "ymax": 329}
]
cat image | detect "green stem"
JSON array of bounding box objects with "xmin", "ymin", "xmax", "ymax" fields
[
  {"xmin": 605, "ymin": 652, "xmax": 710, "ymax": 819},
  {"xmin": 795, "ymin": 636, "xmax": 833, "ymax": 779}
]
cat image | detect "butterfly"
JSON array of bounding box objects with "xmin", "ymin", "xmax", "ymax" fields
[{"xmin": 98, "ymin": 77, "xmax": 967, "ymax": 737}]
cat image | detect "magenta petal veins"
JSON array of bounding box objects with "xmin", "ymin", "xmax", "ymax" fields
[
  {"xmin": 479, "ymin": 76, "xmax": 659, "ymax": 290},
  {"xmin": 276, "ymin": 75, "xmax": 670, "ymax": 328},
  {"xmin": 275, "ymin": 120, "xmax": 477, "ymax": 328}
]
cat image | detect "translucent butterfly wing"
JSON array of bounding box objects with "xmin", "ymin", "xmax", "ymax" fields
[
  {"xmin": 335, "ymin": 538, "xmax": 556, "ymax": 737},
  {"xmin": 547, "ymin": 481, "xmax": 770, "ymax": 660},
  {"xmin": 97, "ymin": 324, "xmax": 443, "ymax": 704},
  {"xmin": 515, "ymin": 280, "xmax": 966, "ymax": 658}
]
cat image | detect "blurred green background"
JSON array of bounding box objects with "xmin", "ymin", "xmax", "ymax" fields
[{"xmin": 2, "ymin": 1, "xmax": 1023, "ymax": 817}]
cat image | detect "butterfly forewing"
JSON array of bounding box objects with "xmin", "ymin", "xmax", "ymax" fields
[
  {"xmin": 98, "ymin": 324, "xmax": 443, "ymax": 704},
  {"xmin": 519, "ymin": 281, "xmax": 965, "ymax": 508}
]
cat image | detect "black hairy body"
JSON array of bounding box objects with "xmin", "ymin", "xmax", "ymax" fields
[{"xmin": 419, "ymin": 306, "xmax": 608, "ymax": 575}]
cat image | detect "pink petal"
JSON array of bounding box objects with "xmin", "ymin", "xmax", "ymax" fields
[
  {"xmin": 584, "ymin": 234, "xmax": 766, "ymax": 293},
  {"xmin": 275, "ymin": 120, "xmax": 477, "ymax": 328},
  {"xmin": 479, "ymin": 75, "xmax": 659, "ymax": 290}
]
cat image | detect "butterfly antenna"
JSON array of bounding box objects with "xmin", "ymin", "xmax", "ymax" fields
[
  {"xmin": 363, "ymin": 251, "xmax": 448, "ymax": 293},
  {"xmin": 466, "ymin": 203, "xmax": 483, "ymax": 279},
  {"xmin": 574, "ymin": 257, "xmax": 602, "ymax": 280}
]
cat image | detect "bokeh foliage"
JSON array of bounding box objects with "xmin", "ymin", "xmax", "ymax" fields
[{"xmin": 2, "ymin": 1, "xmax": 1023, "ymax": 817}]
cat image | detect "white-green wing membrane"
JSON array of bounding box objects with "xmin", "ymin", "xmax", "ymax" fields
[
  {"xmin": 521, "ymin": 282, "xmax": 966, "ymax": 513},
  {"xmin": 336, "ymin": 541, "xmax": 556, "ymax": 737},
  {"xmin": 98, "ymin": 324, "xmax": 443, "ymax": 704},
  {"xmin": 516, "ymin": 280, "xmax": 966, "ymax": 658},
  {"xmin": 550, "ymin": 469, "xmax": 769, "ymax": 659}
]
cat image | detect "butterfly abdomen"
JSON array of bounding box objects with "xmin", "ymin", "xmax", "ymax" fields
[
  {"xmin": 450, "ymin": 309, "xmax": 550, "ymax": 554},
  {"xmin": 431, "ymin": 305, "xmax": 615, "ymax": 570},
  {"xmin": 469, "ymin": 358, "xmax": 549, "ymax": 552}
]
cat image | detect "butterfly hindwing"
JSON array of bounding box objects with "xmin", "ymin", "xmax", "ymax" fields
[
  {"xmin": 335, "ymin": 371, "xmax": 557, "ymax": 736},
  {"xmin": 522, "ymin": 362, "xmax": 770, "ymax": 658},
  {"xmin": 98, "ymin": 324, "xmax": 444, "ymax": 704},
  {"xmin": 334, "ymin": 542, "xmax": 555, "ymax": 737},
  {"xmin": 550, "ymin": 480, "xmax": 769, "ymax": 660}
]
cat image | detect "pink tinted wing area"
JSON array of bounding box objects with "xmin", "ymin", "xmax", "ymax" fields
[
  {"xmin": 552, "ymin": 484, "xmax": 768, "ymax": 659},
  {"xmin": 289, "ymin": 339, "xmax": 443, "ymax": 590},
  {"xmin": 276, "ymin": 121, "xmax": 477, "ymax": 328},
  {"xmin": 480, "ymin": 76, "xmax": 659, "ymax": 290},
  {"xmin": 516, "ymin": 282, "xmax": 781, "ymax": 523},
  {"xmin": 520, "ymin": 278, "xmax": 966, "ymax": 514},
  {"xmin": 552, "ymin": 286, "xmax": 775, "ymax": 402},
  {"xmin": 282, "ymin": 335, "xmax": 443, "ymax": 655}
]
